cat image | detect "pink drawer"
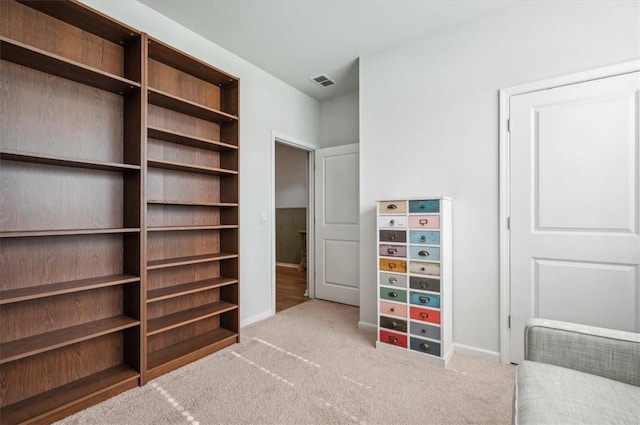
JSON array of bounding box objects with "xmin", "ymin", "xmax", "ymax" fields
[
  {"xmin": 379, "ymin": 301, "xmax": 407, "ymax": 318},
  {"xmin": 409, "ymin": 215, "xmax": 440, "ymax": 229},
  {"xmin": 379, "ymin": 244, "xmax": 407, "ymax": 258}
]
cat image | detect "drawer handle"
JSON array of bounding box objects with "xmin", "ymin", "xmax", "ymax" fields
[
  {"xmin": 388, "ymin": 277, "xmax": 397, "ymax": 284},
  {"xmin": 419, "ymin": 296, "xmax": 430, "ymax": 303},
  {"xmin": 391, "ymin": 321, "xmax": 398, "ymax": 328},
  {"xmin": 419, "ymin": 343, "xmax": 431, "ymax": 351},
  {"xmin": 421, "ymin": 329, "xmax": 427, "ymax": 333},
  {"xmin": 421, "ymin": 267, "xmax": 426, "ymax": 271},
  {"xmin": 387, "ymin": 204, "xmax": 397, "ymax": 210},
  {"xmin": 389, "ymin": 219, "xmax": 395, "ymax": 226},
  {"xmin": 388, "ymin": 233, "xmax": 396, "ymax": 240},
  {"xmin": 388, "ymin": 291, "xmax": 398, "ymax": 298},
  {"xmin": 419, "ymin": 219, "xmax": 428, "ymax": 225},
  {"xmin": 388, "ymin": 263, "xmax": 396, "ymax": 269},
  {"xmin": 418, "ymin": 250, "xmax": 429, "ymax": 257},
  {"xmin": 420, "ymin": 205, "xmax": 425, "ymax": 209},
  {"xmin": 420, "ymin": 312, "xmax": 429, "ymax": 319},
  {"xmin": 390, "ymin": 308, "xmax": 395, "ymax": 312},
  {"xmin": 388, "ymin": 336, "xmax": 398, "ymax": 343},
  {"xmin": 420, "ymin": 235, "xmax": 426, "ymax": 242},
  {"xmin": 387, "ymin": 248, "xmax": 397, "ymax": 255},
  {"xmin": 420, "ymin": 281, "xmax": 429, "ymax": 289}
]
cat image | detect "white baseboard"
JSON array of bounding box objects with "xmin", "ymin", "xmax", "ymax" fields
[
  {"xmin": 357, "ymin": 321, "xmax": 376, "ymax": 332},
  {"xmin": 454, "ymin": 343, "xmax": 501, "ymax": 363},
  {"xmin": 241, "ymin": 310, "xmax": 274, "ymax": 328},
  {"xmin": 275, "ymin": 262, "xmax": 299, "ymax": 269}
]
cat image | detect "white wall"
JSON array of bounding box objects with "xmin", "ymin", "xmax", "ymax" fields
[
  {"xmin": 360, "ymin": 1, "xmax": 640, "ymax": 357},
  {"xmin": 319, "ymin": 91, "xmax": 359, "ymax": 148},
  {"xmin": 275, "ymin": 143, "xmax": 308, "ymax": 208},
  {"xmin": 81, "ymin": 0, "xmax": 320, "ymax": 326}
]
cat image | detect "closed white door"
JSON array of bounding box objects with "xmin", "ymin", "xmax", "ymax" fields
[
  {"xmin": 509, "ymin": 72, "xmax": 640, "ymax": 362},
  {"xmin": 315, "ymin": 144, "xmax": 359, "ymax": 306}
]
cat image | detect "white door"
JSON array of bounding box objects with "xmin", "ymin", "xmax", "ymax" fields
[
  {"xmin": 315, "ymin": 144, "xmax": 359, "ymax": 306},
  {"xmin": 509, "ymin": 72, "xmax": 640, "ymax": 362}
]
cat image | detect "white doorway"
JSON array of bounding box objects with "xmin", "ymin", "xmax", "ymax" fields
[
  {"xmin": 499, "ymin": 61, "xmax": 640, "ymax": 363},
  {"xmin": 272, "ymin": 135, "xmax": 314, "ymax": 314}
]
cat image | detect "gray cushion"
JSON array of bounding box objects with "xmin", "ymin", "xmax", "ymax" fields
[{"xmin": 514, "ymin": 360, "xmax": 640, "ymax": 425}]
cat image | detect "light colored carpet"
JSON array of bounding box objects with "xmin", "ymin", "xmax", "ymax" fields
[{"xmin": 56, "ymin": 300, "xmax": 515, "ymax": 425}]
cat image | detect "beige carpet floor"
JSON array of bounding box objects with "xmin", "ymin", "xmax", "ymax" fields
[{"xmin": 56, "ymin": 300, "xmax": 515, "ymax": 425}]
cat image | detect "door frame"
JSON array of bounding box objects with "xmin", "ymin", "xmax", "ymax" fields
[
  {"xmin": 498, "ymin": 59, "xmax": 640, "ymax": 364},
  {"xmin": 270, "ymin": 131, "xmax": 316, "ymax": 315}
]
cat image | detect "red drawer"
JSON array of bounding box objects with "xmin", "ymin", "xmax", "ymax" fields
[
  {"xmin": 410, "ymin": 306, "xmax": 441, "ymax": 324},
  {"xmin": 379, "ymin": 329, "xmax": 407, "ymax": 348}
]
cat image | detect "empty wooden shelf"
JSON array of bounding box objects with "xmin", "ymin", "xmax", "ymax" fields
[
  {"xmin": 144, "ymin": 35, "xmax": 239, "ymax": 382},
  {"xmin": 0, "ymin": 149, "xmax": 141, "ymax": 172},
  {"xmin": 0, "ymin": 274, "xmax": 140, "ymax": 305},
  {"xmin": 1, "ymin": 0, "xmax": 240, "ymax": 421},
  {"xmin": 0, "ymin": 365, "xmax": 139, "ymax": 425},
  {"xmin": 1, "ymin": 1, "xmax": 144, "ymax": 422},
  {"xmin": 0, "ymin": 37, "xmax": 140, "ymax": 94}
]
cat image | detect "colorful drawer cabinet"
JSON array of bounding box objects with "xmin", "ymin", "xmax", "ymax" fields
[{"xmin": 376, "ymin": 197, "xmax": 453, "ymax": 367}]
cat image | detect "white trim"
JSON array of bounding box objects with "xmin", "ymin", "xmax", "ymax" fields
[
  {"xmin": 454, "ymin": 343, "xmax": 501, "ymax": 363},
  {"xmin": 500, "ymin": 59, "xmax": 640, "ymax": 98},
  {"xmin": 275, "ymin": 262, "xmax": 299, "ymax": 269},
  {"xmin": 357, "ymin": 321, "xmax": 377, "ymax": 332},
  {"xmin": 270, "ymin": 131, "xmax": 316, "ymax": 315},
  {"xmin": 241, "ymin": 310, "xmax": 274, "ymax": 328},
  {"xmin": 498, "ymin": 59, "xmax": 640, "ymax": 364}
]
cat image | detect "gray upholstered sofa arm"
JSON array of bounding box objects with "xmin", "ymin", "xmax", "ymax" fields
[{"xmin": 524, "ymin": 318, "xmax": 640, "ymax": 387}]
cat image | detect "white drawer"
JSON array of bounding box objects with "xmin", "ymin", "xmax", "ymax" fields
[{"xmin": 378, "ymin": 215, "xmax": 407, "ymax": 228}]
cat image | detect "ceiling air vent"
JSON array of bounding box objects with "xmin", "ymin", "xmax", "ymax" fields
[{"xmin": 311, "ymin": 74, "xmax": 336, "ymax": 88}]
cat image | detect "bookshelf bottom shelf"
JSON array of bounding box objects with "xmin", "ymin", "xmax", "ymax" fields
[
  {"xmin": 1, "ymin": 364, "xmax": 139, "ymax": 425},
  {"xmin": 146, "ymin": 328, "xmax": 238, "ymax": 380}
]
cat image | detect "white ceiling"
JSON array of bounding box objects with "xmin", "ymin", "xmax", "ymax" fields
[{"xmin": 138, "ymin": 0, "xmax": 514, "ymax": 101}]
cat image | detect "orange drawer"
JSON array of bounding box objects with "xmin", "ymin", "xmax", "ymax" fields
[
  {"xmin": 379, "ymin": 301, "xmax": 407, "ymax": 318},
  {"xmin": 410, "ymin": 306, "xmax": 441, "ymax": 324},
  {"xmin": 379, "ymin": 329, "xmax": 407, "ymax": 348},
  {"xmin": 379, "ymin": 258, "xmax": 407, "ymax": 273}
]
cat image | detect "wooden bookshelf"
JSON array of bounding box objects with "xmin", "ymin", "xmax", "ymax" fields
[
  {"xmin": 145, "ymin": 36, "xmax": 239, "ymax": 382},
  {"xmin": 1, "ymin": 0, "xmax": 240, "ymax": 420},
  {"xmin": 0, "ymin": 1, "xmax": 144, "ymax": 422}
]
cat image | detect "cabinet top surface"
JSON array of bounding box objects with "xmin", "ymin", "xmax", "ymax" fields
[{"xmin": 377, "ymin": 197, "xmax": 452, "ymax": 202}]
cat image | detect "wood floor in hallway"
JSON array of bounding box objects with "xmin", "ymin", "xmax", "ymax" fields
[{"xmin": 276, "ymin": 265, "xmax": 308, "ymax": 312}]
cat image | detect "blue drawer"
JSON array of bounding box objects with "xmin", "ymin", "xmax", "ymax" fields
[
  {"xmin": 410, "ymin": 322, "xmax": 441, "ymax": 340},
  {"xmin": 409, "ymin": 292, "xmax": 440, "ymax": 308},
  {"xmin": 409, "ymin": 230, "xmax": 440, "ymax": 245},
  {"xmin": 409, "ymin": 246, "xmax": 440, "ymax": 261},
  {"xmin": 410, "ymin": 337, "xmax": 441, "ymax": 356},
  {"xmin": 409, "ymin": 200, "xmax": 439, "ymax": 213}
]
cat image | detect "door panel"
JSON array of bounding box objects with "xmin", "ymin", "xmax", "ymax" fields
[
  {"xmin": 509, "ymin": 72, "xmax": 640, "ymax": 363},
  {"xmin": 533, "ymin": 259, "xmax": 637, "ymax": 331},
  {"xmin": 315, "ymin": 144, "xmax": 359, "ymax": 305}
]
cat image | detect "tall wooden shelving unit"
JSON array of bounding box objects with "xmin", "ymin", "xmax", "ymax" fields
[
  {"xmin": 144, "ymin": 37, "xmax": 240, "ymax": 382},
  {"xmin": 0, "ymin": 1, "xmax": 240, "ymax": 422}
]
